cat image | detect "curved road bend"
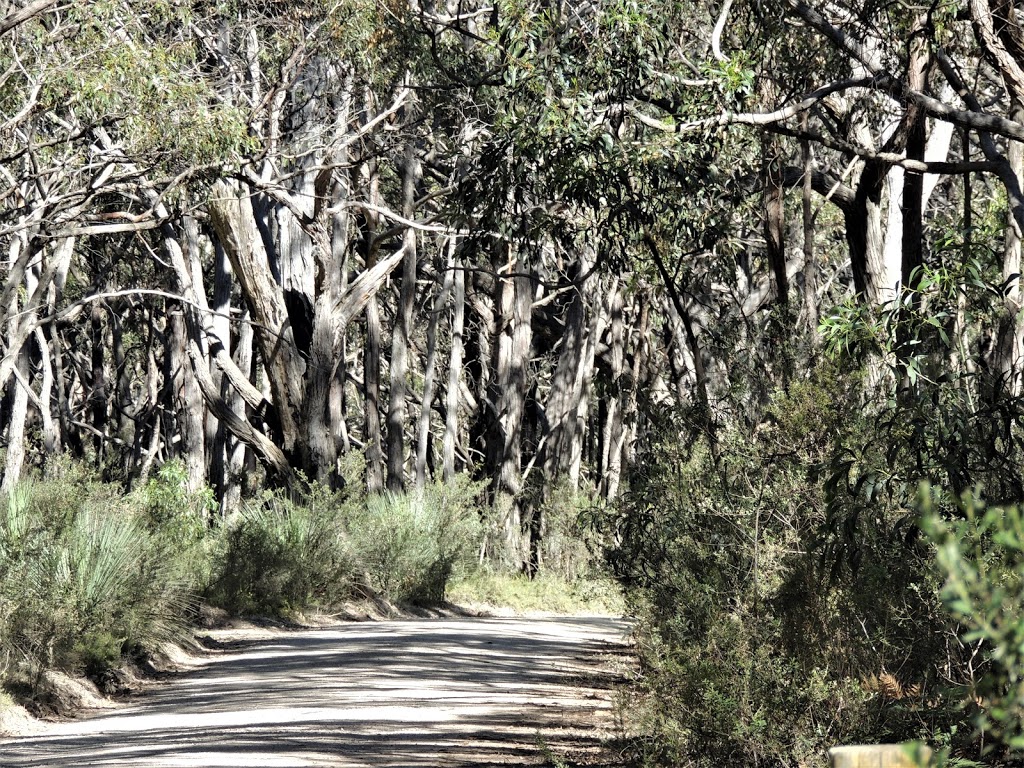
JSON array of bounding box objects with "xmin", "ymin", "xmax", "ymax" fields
[{"xmin": 1, "ymin": 616, "xmax": 630, "ymax": 768}]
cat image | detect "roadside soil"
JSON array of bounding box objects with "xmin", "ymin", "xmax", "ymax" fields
[{"xmin": 0, "ymin": 615, "xmax": 632, "ymax": 767}]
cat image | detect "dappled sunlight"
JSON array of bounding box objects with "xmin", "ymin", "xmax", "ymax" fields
[{"xmin": 1, "ymin": 617, "xmax": 629, "ymax": 767}]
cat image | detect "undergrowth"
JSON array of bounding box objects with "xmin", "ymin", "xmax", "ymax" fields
[
  {"xmin": 207, "ymin": 467, "xmax": 488, "ymax": 616},
  {"xmin": 0, "ymin": 459, "xmax": 209, "ymax": 697},
  {"xmin": 447, "ymin": 570, "xmax": 624, "ymax": 615}
]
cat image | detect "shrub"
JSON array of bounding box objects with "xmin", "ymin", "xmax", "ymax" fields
[
  {"xmin": 348, "ymin": 475, "xmax": 485, "ymax": 604},
  {"xmin": 606, "ymin": 373, "xmax": 960, "ymax": 768},
  {"xmin": 208, "ymin": 472, "xmax": 485, "ymax": 615},
  {"xmin": 922, "ymin": 488, "xmax": 1024, "ymax": 755},
  {"xmin": 209, "ymin": 489, "xmax": 357, "ymax": 617},
  {"xmin": 0, "ymin": 467, "xmax": 195, "ymax": 689}
]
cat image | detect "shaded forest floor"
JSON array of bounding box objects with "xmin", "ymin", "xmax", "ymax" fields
[{"xmin": 0, "ymin": 614, "xmax": 633, "ymax": 767}]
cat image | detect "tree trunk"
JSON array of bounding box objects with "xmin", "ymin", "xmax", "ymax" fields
[
  {"xmin": 996, "ymin": 100, "xmax": 1024, "ymax": 394},
  {"xmin": 224, "ymin": 310, "xmax": 255, "ymax": 515},
  {"xmin": 600, "ymin": 281, "xmax": 626, "ymax": 499},
  {"xmin": 489, "ymin": 242, "xmax": 534, "ymax": 568},
  {"xmin": 415, "ymin": 239, "xmax": 456, "ymax": 487},
  {"xmin": 443, "ymin": 249, "xmax": 466, "ymax": 481},
  {"xmin": 208, "ymin": 180, "xmax": 307, "ymax": 457},
  {"xmin": 208, "ymin": 240, "xmax": 233, "ymax": 499},
  {"xmin": 801, "ymin": 133, "xmax": 819, "ymax": 337},
  {"xmin": 762, "ymin": 132, "xmax": 788, "ymax": 307},
  {"xmin": 89, "ymin": 301, "xmax": 107, "ymax": 462},
  {"xmin": 169, "ymin": 308, "xmax": 206, "ymax": 494},
  {"xmin": 386, "ymin": 142, "xmax": 422, "ymax": 492}
]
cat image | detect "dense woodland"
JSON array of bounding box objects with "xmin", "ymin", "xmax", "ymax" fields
[{"xmin": 8, "ymin": 0, "xmax": 1024, "ymax": 764}]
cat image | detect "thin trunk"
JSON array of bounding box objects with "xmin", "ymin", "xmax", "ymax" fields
[
  {"xmin": 34, "ymin": 327, "xmax": 58, "ymax": 456},
  {"xmin": 443, "ymin": 251, "xmax": 466, "ymax": 481},
  {"xmin": 415, "ymin": 239, "xmax": 456, "ymax": 487},
  {"xmin": 996, "ymin": 100, "xmax": 1024, "ymax": 394},
  {"xmin": 600, "ymin": 282, "xmax": 626, "ymax": 499},
  {"xmin": 224, "ymin": 311, "xmax": 254, "ymax": 515},
  {"xmin": 331, "ymin": 181, "xmax": 352, "ymax": 458},
  {"xmin": 386, "ymin": 142, "xmax": 422, "ymax": 492},
  {"xmin": 1, "ymin": 346, "xmax": 29, "ymax": 492},
  {"xmin": 645, "ymin": 234, "xmax": 719, "ymax": 461},
  {"xmin": 209, "ymin": 241, "xmax": 233, "ymax": 498},
  {"xmin": 112, "ymin": 310, "xmax": 132, "ymax": 441},
  {"xmin": 362, "ymin": 154, "xmax": 385, "ymax": 494},
  {"xmin": 89, "ymin": 302, "xmax": 106, "ymax": 461},
  {"xmin": 802, "ymin": 132, "xmax": 819, "ymax": 337},
  {"xmin": 763, "ymin": 132, "xmax": 788, "ymax": 307},
  {"xmin": 953, "ymin": 128, "xmax": 975, "ymax": 378}
]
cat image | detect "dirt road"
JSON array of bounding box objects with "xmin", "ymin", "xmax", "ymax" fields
[{"xmin": 0, "ymin": 616, "xmax": 630, "ymax": 767}]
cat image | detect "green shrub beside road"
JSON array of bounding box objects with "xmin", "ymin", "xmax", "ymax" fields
[{"xmin": 0, "ymin": 461, "xmax": 199, "ymax": 693}]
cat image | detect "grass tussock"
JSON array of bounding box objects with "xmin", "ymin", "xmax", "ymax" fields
[
  {"xmin": 0, "ymin": 459, "xmax": 207, "ymax": 695},
  {"xmin": 0, "ymin": 455, "xmax": 623, "ymax": 708}
]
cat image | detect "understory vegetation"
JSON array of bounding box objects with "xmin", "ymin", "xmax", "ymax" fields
[
  {"xmin": 0, "ymin": 457, "xmax": 615, "ymax": 706},
  {"xmin": 606, "ymin": 280, "xmax": 1024, "ymax": 766}
]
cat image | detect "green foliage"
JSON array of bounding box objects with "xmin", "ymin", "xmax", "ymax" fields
[
  {"xmin": 541, "ymin": 480, "xmax": 609, "ymax": 581},
  {"xmin": 605, "ymin": 371, "xmax": 960, "ymax": 768},
  {"xmin": 0, "ymin": 464, "xmax": 199, "ymax": 691},
  {"xmin": 349, "ymin": 476, "xmax": 485, "ymax": 605},
  {"xmin": 210, "ymin": 473, "xmax": 485, "ymax": 615},
  {"xmin": 922, "ymin": 488, "xmax": 1024, "ymax": 753},
  {"xmin": 210, "ymin": 488, "xmax": 358, "ymax": 617}
]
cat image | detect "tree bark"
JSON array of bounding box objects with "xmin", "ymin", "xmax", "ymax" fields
[
  {"xmin": 995, "ymin": 100, "xmax": 1024, "ymax": 394},
  {"xmin": 415, "ymin": 239, "xmax": 456, "ymax": 487},
  {"xmin": 762, "ymin": 132, "xmax": 789, "ymax": 307},
  {"xmin": 443, "ymin": 249, "xmax": 466, "ymax": 481},
  {"xmin": 208, "ymin": 180, "xmax": 307, "ymax": 456},
  {"xmin": 489, "ymin": 242, "xmax": 534, "ymax": 568},
  {"xmin": 386, "ymin": 142, "xmax": 422, "ymax": 492}
]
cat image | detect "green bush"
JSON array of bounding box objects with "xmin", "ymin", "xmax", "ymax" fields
[
  {"xmin": 209, "ymin": 472, "xmax": 484, "ymax": 615},
  {"xmin": 922, "ymin": 488, "xmax": 1024, "ymax": 755},
  {"xmin": 349, "ymin": 476, "xmax": 484, "ymax": 604},
  {"xmin": 0, "ymin": 464, "xmax": 197, "ymax": 689},
  {"xmin": 209, "ymin": 490, "xmax": 357, "ymax": 616},
  {"xmin": 606, "ymin": 373, "xmax": 960, "ymax": 768}
]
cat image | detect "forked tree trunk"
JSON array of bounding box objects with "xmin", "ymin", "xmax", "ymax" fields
[{"xmin": 208, "ymin": 180, "xmax": 307, "ymax": 458}]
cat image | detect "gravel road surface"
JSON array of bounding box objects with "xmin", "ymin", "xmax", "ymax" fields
[{"xmin": 0, "ymin": 616, "xmax": 630, "ymax": 768}]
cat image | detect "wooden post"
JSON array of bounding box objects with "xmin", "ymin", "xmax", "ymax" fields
[{"xmin": 829, "ymin": 744, "xmax": 932, "ymax": 768}]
